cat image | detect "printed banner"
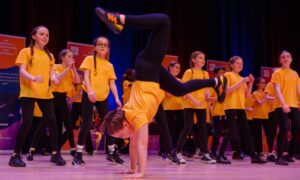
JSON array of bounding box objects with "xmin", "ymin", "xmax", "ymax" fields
[
  {"xmin": 0, "ymin": 34, "xmax": 25, "ymax": 150},
  {"xmin": 162, "ymin": 55, "xmax": 178, "ymax": 69},
  {"xmin": 206, "ymin": 60, "xmax": 230, "ymax": 78},
  {"xmin": 67, "ymin": 41, "xmax": 95, "ymax": 68},
  {"xmin": 261, "ymin": 66, "xmax": 274, "ymax": 83}
]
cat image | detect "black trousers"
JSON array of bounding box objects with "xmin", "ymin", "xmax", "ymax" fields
[
  {"xmin": 14, "ymin": 98, "xmax": 58, "ymax": 154},
  {"xmin": 78, "ymin": 92, "xmax": 116, "ymax": 149},
  {"xmin": 211, "ymin": 115, "xmax": 230, "ymax": 155},
  {"xmin": 165, "ymin": 110, "xmax": 184, "ymax": 149},
  {"xmin": 275, "ymin": 107, "xmax": 300, "ymax": 157},
  {"xmin": 223, "ymin": 109, "xmax": 256, "ymax": 158},
  {"xmin": 251, "ymin": 119, "xmax": 269, "ymax": 154},
  {"xmin": 176, "ymin": 108, "xmax": 208, "ymax": 153}
]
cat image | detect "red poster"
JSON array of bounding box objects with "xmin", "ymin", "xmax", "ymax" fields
[
  {"xmin": 67, "ymin": 41, "xmax": 95, "ymax": 68},
  {"xmin": 261, "ymin": 66, "xmax": 274, "ymax": 83},
  {"xmin": 0, "ymin": 34, "xmax": 25, "ymax": 150},
  {"xmin": 207, "ymin": 60, "xmax": 230, "ymax": 78},
  {"xmin": 162, "ymin": 55, "xmax": 178, "ymax": 68}
]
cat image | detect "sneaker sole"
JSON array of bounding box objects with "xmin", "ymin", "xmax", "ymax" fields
[{"xmin": 95, "ymin": 7, "xmax": 122, "ymax": 35}]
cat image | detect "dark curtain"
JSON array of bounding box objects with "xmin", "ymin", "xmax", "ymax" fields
[{"xmin": 1, "ymin": 0, "xmax": 299, "ymax": 107}]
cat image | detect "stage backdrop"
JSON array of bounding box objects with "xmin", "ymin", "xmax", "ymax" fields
[
  {"xmin": 261, "ymin": 66, "xmax": 274, "ymax": 83},
  {"xmin": 207, "ymin": 60, "xmax": 230, "ymax": 78},
  {"xmin": 0, "ymin": 34, "xmax": 25, "ymax": 150}
]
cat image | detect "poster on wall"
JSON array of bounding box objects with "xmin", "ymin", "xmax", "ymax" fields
[
  {"xmin": 0, "ymin": 34, "xmax": 25, "ymax": 150},
  {"xmin": 67, "ymin": 41, "xmax": 95, "ymax": 68},
  {"xmin": 207, "ymin": 60, "xmax": 230, "ymax": 78},
  {"xmin": 261, "ymin": 66, "xmax": 274, "ymax": 83}
]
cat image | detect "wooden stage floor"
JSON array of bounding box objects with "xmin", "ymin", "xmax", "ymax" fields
[{"xmin": 0, "ymin": 152, "xmax": 300, "ymax": 180}]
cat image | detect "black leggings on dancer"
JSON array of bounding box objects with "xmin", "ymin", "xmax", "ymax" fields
[
  {"xmin": 14, "ymin": 98, "xmax": 58, "ymax": 154},
  {"xmin": 78, "ymin": 92, "xmax": 116, "ymax": 151},
  {"xmin": 125, "ymin": 14, "xmax": 216, "ymax": 95}
]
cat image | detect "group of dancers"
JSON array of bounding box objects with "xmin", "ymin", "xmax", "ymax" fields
[{"xmin": 8, "ymin": 6, "xmax": 300, "ymax": 179}]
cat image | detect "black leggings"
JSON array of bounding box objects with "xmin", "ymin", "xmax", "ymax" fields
[
  {"xmin": 165, "ymin": 110, "xmax": 184, "ymax": 149},
  {"xmin": 78, "ymin": 92, "xmax": 116, "ymax": 148},
  {"xmin": 267, "ymin": 111, "xmax": 278, "ymax": 153},
  {"xmin": 155, "ymin": 104, "xmax": 173, "ymax": 154},
  {"xmin": 126, "ymin": 14, "xmax": 216, "ymax": 95},
  {"xmin": 176, "ymin": 109, "xmax": 208, "ymax": 153},
  {"xmin": 275, "ymin": 107, "xmax": 300, "ymax": 157},
  {"xmin": 52, "ymin": 92, "xmax": 75, "ymax": 149},
  {"xmin": 211, "ymin": 116, "xmax": 230, "ymax": 155},
  {"xmin": 60, "ymin": 102, "xmax": 94, "ymax": 151},
  {"xmin": 14, "ymin": 98, "xmax": 58, "ymax": 154},
  {"xmin": 251, "ymin": 119, "xmax": 269, "ymax": 154},
  {"xmin": 223, "ymin": 109, "xmax": 256, "ymax": 158}
]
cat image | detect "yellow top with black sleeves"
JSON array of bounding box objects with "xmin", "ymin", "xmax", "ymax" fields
[
  {"xmin": 182, "ymin": 69, "xmax": 209, "ymax": 109},
  {"xmin": 252, "ymin": 90, "xmax": 269, "ymax": 119},
  {"xmin": 15, "ymin": 47, "xmax": 54, "ymax": 99},
  {"xmin": 122, "ymin": 81, "xmax": 165, "ymax": 133},
  {"xmin": 79, "ymin": 56, "xmax": 116, "ymax": 101},
  {"xmin": 162, "ymin": 78, "xmax": 184, "ymax": 111},
  {"xmin": 271, "ymin": 68, "xmax": 300, "ymax": 108},
  {"xmin": 122, "ymin": 80, "xmax": 133, "ymax": 104},
  {"xmin": 264, "ymin": 82, "xmax": 276, "ymax": 113},
  {"xmin": 51, "ymin": 64, "xmax": 74, "ymax": 97},
  {"xmin": 224, "ymin": 72, "xmax": 246, "ymax": 110}
]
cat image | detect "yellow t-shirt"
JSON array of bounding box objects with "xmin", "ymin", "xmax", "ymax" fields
[
  {"xmin": 33, "ymin": 102, "xmax": 42, "ymax": 117},
  {"xmin": 15, "ymin": 47, "xmax": 54, "ymax": 99},
  {"xmin": 122, "ymin": 80, "xmax": 133, "ymax": 104},
  {"xmin": 79, "ymin": 56, "xmax": 117, "ymax": 101},
  {"xmin": 224, "ymin": 72, "xmax": 246, "ymax": 110},
  {"xmin": 163, "ymin": 78, "xmax": 184, "ymax": 111},
  {"xmin": 271, "ymin": 68, "xmax": 300, "ymax": 108},
  {"xmin": 264, "ymin": 82, "xmax": 276, "ymax": 113},
  {"xmin": 210, "ymin": 90, "xmax": 225, "ymax": 116},
  {"xmin": 182, "ymin": 69, "xmax": 209, "ymax": 109},
  {"xmin": 69, "ymin": 84, "xmax": 82, "ymax": 103},
  {"xmin": 51, "ymin": 64, "xmax": 74, "ymax": 96},
  {"xmin": 122, "ymin": 81, "xmax": 165, "ymax": 133},
  {"xmin": 252, "ymin": 90, "xmax": 269, "ymax": 119},
  {"xmin": 245, "ymin": 96, "xmax": 254, "ymax": 120}
]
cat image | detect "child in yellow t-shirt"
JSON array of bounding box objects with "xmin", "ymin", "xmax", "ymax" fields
[
  {"xmin": 264, "ymin": 81, "xmax": 277, "ymax": 161},
  {"xmin": 223, "ymin": 56, "xmax": 266, "ymax": 164},
  {"xmin": 10, "ymin": 26, "xmax": 66, "ymax": 167},
  {"xmin": 271, "ymin": 50, "xmax": 300, "ymax": 165},
  {"xmin": 73, "ymin": 36, "xmax": 123, "ymax": 166},
  {"xmin": 251, "ymin": 78, "xmax": 270, "ymax": 157},
  {"xmin": 94, "ymin": 8, "xmax": 227, "ymax": 178}
]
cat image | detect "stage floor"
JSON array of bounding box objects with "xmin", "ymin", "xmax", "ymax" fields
[{"xmin": 0, "ymin": 153, "xmax": 300, "ymax": 180}]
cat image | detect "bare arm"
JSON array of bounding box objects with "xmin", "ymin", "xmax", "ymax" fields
[
  {"xmin": 71, "ymin": 66, "xmax": 81, "ymax": 84},
  {"xmin": 274, "ymin": 83, "xmax": 290, "ymax": 113},
  {"xmin": 136, "ymin": 124, "xmax": 148, "ymax": 177},
  {"xmin": 109, "ymin": 80, "xmax": 122, "ymax": 108},
  {"xmin": 19, "ymin": 64, "xmax": 43, "ymax": 82},
  {"xmin": 226, "ymin": 78, "xmax": 248, "ymax": 94},
  {"xmin": 83, "ymin": 70, "xmax": 96, "ymax": 103},
  {"xmin": 129, "ymin": 136, "xmax": 138, "ymax": 173}
]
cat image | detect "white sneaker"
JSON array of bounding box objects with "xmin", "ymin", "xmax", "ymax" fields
[
  {"xmin": 201, "ymin": 153, "xmax": 216, "ymax": 164},
  {"xmin": 193, "ymin": 148, "xmax": 201, "ymax": 159},
  {"xmin": 176, "ymin": 153, "xmax": 186, "ymax": 164}
]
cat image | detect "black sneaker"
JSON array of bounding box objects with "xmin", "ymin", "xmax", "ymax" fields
[
  {"xmin": 214, "ymin": 76, "xmax": 227, "ymax": 102},
  {"xmin": 50, "ymin": 153, "xmax": 66, "ymax": 166},
  {"xmin": 26, "ymin": 151, "xmax": 34, "ymax": 161},
  {"xmin": 283, "ymin": 154, "xmax": 295, "ymax": 163},
  {"xmin": 217, "ymin": 155, "xmax": 231, "ymax": 164},
  {"xmin": 106, "ymin": 151, "xmax": 125, "ymax": 164},
  {"xmin": 275, "ymin": 157, "xmax": 288, "ymax": 166},
  {"xmin": 166, "ymin": 154, "xmax": 181, "ymax": 165},
  {"xmin": 95, "ymin": 7, "xmax": 124, "ymax": 34},
  {"xmin": 267, "ymin": 154, "xmax": 276, "ymax": 162},
  {"xmin": 87, "ymin": 151, "xmax": 94, "ymax": 156},
  {"xmin": 72, "ymin": 153, "xmax": 85, "ymax": 166},
  {"xmin": 251, "ymin": 156, "xmax": 267, "ymax": 164},
  {"xmin": 70, "ymin": 150, "xmax": 76, "ymax": 157},
  {"xmin": 232, "ymin": 151, "xmax": 244, "ymax": 160},
  {"xmin": 9, "ymin": 155, "xmax": 26, "ymax": 167}
]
